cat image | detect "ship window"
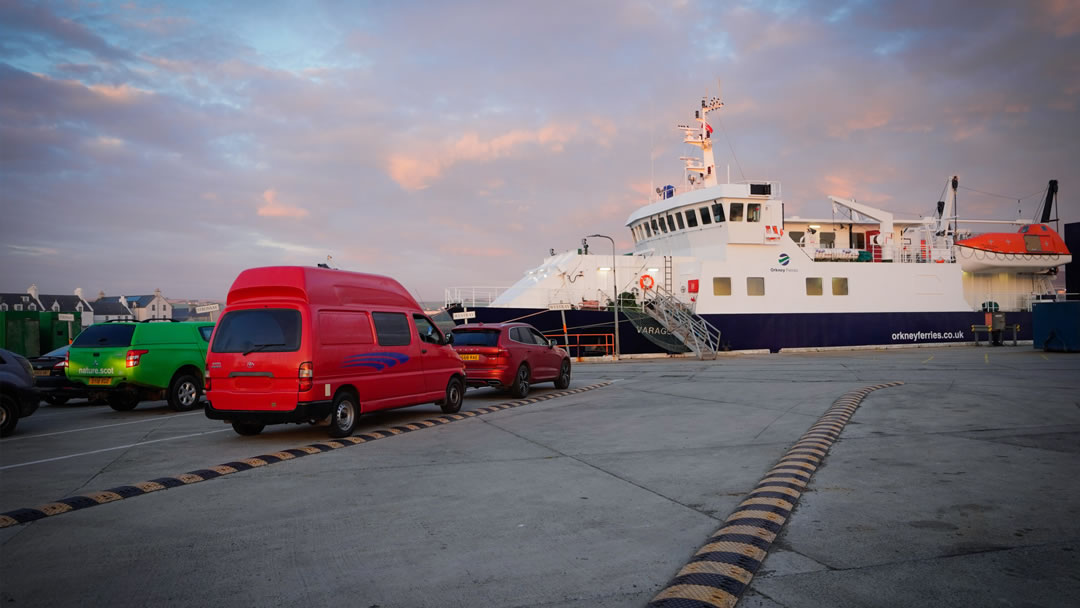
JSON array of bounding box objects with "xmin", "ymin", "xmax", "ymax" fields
[
  {"xmin": 853, "ymin": 233, "xmax": 866, "ymax": 249},
  {"xmin": 789, "ymin": 231, "xmax": 804, "ymax": 245},
  {"xmin": 711, "ymin": 203, "xmax": 725, "ymax": 223},
  {"xmin": 675, "ymin": 213, "xmax": 685, "ymax": 230},
  {"xmin": 658, "ymin": 216, "xmax": 668, "ymax": 233},
  {"xmin": 806, "ymin": 277, "xmax": 823, "ymax": 296},
  {"xmin": 712, "ymin": 277, "xmax": 731, "ymax": 296},
  {"xmin": 750, "ymin": 183, "xmax": 772, "ymax": 196},
  {"xmin": 820, "ymin": 231, "xmax": 835, "ymax": 248},
  {"xmin": 700, "ymin": 207, "xmax": 712, "ymax": 225},
  {"xmin": 652, "ymin": 218, "xmax": 660, "ymax": 233},
  {"xmin": 666, "ymin": 215, "xmax": 676, "ymax": 232},
  {"xmin": 730, "ymin": 203, "xmax": 744, "ymax": 222},
  {"xmin": 747, "ymin": 203, "xmax": 761, "ymax": 222},
  {"xmin": 685, "ymin": 210, "xmax": 698, "ymax": 228},
  {"xmin": 644, "ymin": 222, "xmax": 652, "ymax": 237},
  {"xmin": 1024, "ymin": 235, "xmax": 1042, "ymax": 251},
  {"xmin": 832, "ymin": 277, "xmax": 848, "ymax": 295},
  {"xmin": 747, "ymin": 277, "xmax": 765, "ymax": 296},
  {"xmin": 1021, "ymin": 226, "xmax": 1029, "ymax": 233}
]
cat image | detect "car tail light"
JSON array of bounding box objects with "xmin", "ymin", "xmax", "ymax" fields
[
  {"xmin": 204, "ymin": 368, "xmax": 212, "ymax": 391},
  {"xmin": 495, "ymin": 348, "xmax": 510, "ymax": 361},
  {"xmin": 126, "ymin": 349, "xmax": 149, "ymax": 367},
  {"xmin": 298, "ymin": 361, "xmax": 313, "ymax": 391}
]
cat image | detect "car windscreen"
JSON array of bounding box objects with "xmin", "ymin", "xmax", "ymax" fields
[
  {"xmin": 71, "ymin": 324, "xmax": 135, "ymax": 348},
  {"xmin": 211, "ymin": 309, "xmax": 301, "ymax": 354},
  {"xmin": 450, "ymin": 329, "xmax": 501, "ymax": 347}
]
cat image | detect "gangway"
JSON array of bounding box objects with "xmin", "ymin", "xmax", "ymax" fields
[{"xmin": 642, "ymin": 285, "xmax": 722, "ymax": 360}]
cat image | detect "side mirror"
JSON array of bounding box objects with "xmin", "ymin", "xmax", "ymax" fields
[
  {"xmin": 445, "ymin": 333, "xmax": 455, "ymax": 345},
  {"xmin": 548, "ymin": 339, "xmax": 557, "ymax": 348}
]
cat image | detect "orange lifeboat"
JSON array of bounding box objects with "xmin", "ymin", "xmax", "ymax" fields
[{"xmin": 954, "ymin": 223, "xmax": 1071, "ymax": 273}]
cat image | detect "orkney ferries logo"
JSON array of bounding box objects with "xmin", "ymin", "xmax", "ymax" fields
[
  {"xmin": 778, "ymin": 253, "xmax": 790, "ymax": 266},
  {"xmin": 771, "ymin": 252, "xmax": 798, "ymax": 273}
]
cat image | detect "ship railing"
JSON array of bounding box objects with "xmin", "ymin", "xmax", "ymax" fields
[
  {"xmin": 642, "ymin": 285, "xmax": 721, "ymax": 360},
  {"xmin": 444, "ymin": 286, "xmax": 508, "ymax": 308},
  {"xmin": 543, "ymin": 332, "xmax": 615, "ymax": 362}
]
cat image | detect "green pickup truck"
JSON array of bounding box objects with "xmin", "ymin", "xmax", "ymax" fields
[{"xmin": 67, "ymin": 321, "xmax": 214, "ymax": 411}]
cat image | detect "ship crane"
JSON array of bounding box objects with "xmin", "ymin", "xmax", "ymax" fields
[{"xmin": 826, "ymin": 195, "xmax": 897, "ymax": 262}]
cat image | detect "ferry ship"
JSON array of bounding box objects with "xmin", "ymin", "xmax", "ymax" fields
[{"xmin": 443, "ymin": 93, "xmax": 1071, "ymax": 357}]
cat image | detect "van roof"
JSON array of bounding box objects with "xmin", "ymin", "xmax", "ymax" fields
[{"xmin": 227, "ymin": 266, "xmax": 420, "ymax": 310}]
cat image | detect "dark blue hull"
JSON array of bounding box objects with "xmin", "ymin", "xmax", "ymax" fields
[{"xmin": 454, "ymin": 307, "xmax": 1033, "ymax": 354}]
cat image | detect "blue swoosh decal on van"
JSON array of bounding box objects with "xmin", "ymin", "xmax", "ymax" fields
[{"xmin": 343, "ymin": 352, "xmax": 410, "ymax": 371}]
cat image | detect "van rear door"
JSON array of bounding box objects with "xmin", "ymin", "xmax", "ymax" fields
[{"xmin": 207, "ymin": 307, "xmax": 305, "ymax": 411}]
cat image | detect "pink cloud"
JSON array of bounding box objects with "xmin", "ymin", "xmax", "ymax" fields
[
  {"xmin": 387, "ymin": 123, "xmax": 577, "ymax": 191},
  {"xmin": 439, "ymin": 244, "xmax": 514, "ymax": 258},
  {"xmin": 257, "ymin": 189, "xmax": 308, "ymax": 218},
  {"xmin": 1038, "ymin": 0, "xmax": 1080, "ymax": 37},
  {"xmin": 827, "ymin": 107, "xmax": 892, "ymax": 138}
]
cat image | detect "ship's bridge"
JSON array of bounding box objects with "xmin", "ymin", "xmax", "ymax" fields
[{"xmin": 626, "ymin": 180, "xmax": 783, "ymax": 258}]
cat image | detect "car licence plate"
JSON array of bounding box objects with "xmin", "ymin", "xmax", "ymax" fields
[
  {"xmin": 88, "ymin": 377, "xmax": 112, "ymax": 386},
  {"xmin": 34, "ymin": 370, "xmax": 50, "ymax": 377},
  {"xmin": 460, "ymin": 354, "xmax": 480, "ymax": 361}
]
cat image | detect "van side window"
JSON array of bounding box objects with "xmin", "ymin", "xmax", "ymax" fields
[
  {"xmin": 198, "ymin": 326, "xmax": 214, "ymax": 342},
  {"xmin": 413, "ymin": 314, "xmax": 443, "ymax": 344},
  {"xmin": 320, "ymin": 311, "xmax": 373, "ymax": 345},
  {"xmin": 372, "ymin": 312, "xmax": 411, "ymax": 347}
]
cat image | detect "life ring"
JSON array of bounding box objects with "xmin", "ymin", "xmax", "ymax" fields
[{"xmin": 640, "ymin": 274, "xmax": 655, "ymax": 290}]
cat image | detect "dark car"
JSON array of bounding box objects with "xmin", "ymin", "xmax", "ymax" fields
[
  {"xmin": 1, "ymin": 347, "xmax": 40, "ymax": 437},
  {"xmin": 29, "ymin": 345, "xmax": 92, "ymax": 405},
  {"xmin": 450, "ymin": 322, "xmax": 571, "ymax": 398}
]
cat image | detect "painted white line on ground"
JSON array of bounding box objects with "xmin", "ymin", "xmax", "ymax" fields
[
  {"xmin": 4, "ymin": 412, "xmax": 203, "ymax": 442},
  {"xmin": 0, "ymin": 429, "xmax": 232, "ymax": 471}
]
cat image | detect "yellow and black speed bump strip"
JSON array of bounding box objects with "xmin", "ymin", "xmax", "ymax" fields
[
  {"xmin": 0, "ymin": 382, "xmax": 612, "ymax": 529},
  {"xmin": 647, "ymin": 382, "xmax": 904, "ymax": 608}
]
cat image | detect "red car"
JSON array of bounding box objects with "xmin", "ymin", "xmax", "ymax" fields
[{"xmin": 451, "ymin": 323, "xmax": 571, "ymax": 397}]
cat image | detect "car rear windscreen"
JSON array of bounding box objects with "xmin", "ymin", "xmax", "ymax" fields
[
  {"xmin": 450, "ymin": 329, "xmax": 501, "ymax": 347},
  {"xmin": 211, "ymin": 309, "xmax": 301, "ymax": 353},
  {"xmin": 72, "ymin": 324, "xmax": 135, "ymax": 348}
]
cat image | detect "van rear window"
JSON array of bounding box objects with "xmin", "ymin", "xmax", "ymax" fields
[
  {"xmin": 211, "ymin": 309, "xmax": 301, "ymax": 354},
  {"xmin": 451, "ymin": 329, "xmax": 500, "ymax": 347},
  {"xmin": 72, "ymin": 324, "xmax": 135, "ymax": 348}
]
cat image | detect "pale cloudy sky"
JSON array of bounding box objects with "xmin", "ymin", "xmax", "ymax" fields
[{"xmin": 2, "ymin": 0, "xmax": 1078, "ymax": 302}]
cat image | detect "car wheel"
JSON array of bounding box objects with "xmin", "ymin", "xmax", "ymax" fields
[
  {"xmin": 510, "ymin": 364, "xmax": 530, "ymax": 398},
  {"xmin": 554, "ymin": 359, "xmax": 571, "ymax": 389},
  {"xmin": 328, "ymin": 393, "xmax": 359, "ymax": 438},
  {"xmin": 45, "ymin": 395, "xmax": 70, "ymax": 406},
  {"xmin": 232, "ymin": 421, "xmax": 265, "ymax": 436},
  {"xmin": 107, "ymin": 392, "xmax": 140, "ymax": 411},
  {"xmin": 440, "ymin": 377, "xmax": 464, "ymax": 413},
  {"xmin": 0, "ymin": 395, "xmax": 18, "ymax": 437},
  {"xmin": 168, "ymin": 373, "xmax": 202, "ymax": 411}
]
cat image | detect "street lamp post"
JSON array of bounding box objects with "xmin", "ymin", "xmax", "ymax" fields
[{"xmin": 587, "ymin": 234, "xmax": 619, "ymax": 360}]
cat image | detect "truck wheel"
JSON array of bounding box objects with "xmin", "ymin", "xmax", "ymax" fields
[
  {"xmin": 168, "ymin": 373, "xmax": 202, "ymax": 411},
  {"xmin": 440, "ymin": 377, "xmax": 464, "ymax": 413},
  {"xmin": 0, "ymin": 395, "xmax": 18, "ymax": 437},
  {"xmin": 328, "ymin": 393, "xmax": 359, "ymax": 438},
  {"xmin": 510, "ymin": 364, "xmax": 530, "ymax": 398},
  {"xmin": 232, "ymin": 421, "xmax": 265, "ymax": 436},
  {"xmin": 554, "ymin": 360, "xmax": 571, "ymax": 389},
  {"xmin": 107, "ymin": 392, "xmax": 139, "ymax": 411}
]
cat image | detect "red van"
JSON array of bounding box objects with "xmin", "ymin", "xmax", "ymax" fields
[{"xmin": 204, "ymin": 266, "xmax": 465, "ymax": 437}]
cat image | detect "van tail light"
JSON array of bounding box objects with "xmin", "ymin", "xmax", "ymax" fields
[
  {"xmin": 204, "ymin": 368, "xmax": 212, "ymax": 391},
  {"xmin": 298, "ymin": 361, "xmax": 313, "ymax": 391},
  {"xmin": 126, "ymin": 349, "xmax": 149, "ymax": 367}
]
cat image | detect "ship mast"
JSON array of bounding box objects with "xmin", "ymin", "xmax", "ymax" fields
[{"xmin": 677, "ymin": 96, "xmax": 723, "ymax": 189}]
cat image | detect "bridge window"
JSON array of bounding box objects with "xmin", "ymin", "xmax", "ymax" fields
[
  {"xmin": 700, "ymin": 207, "xmax": 712, "ymax": 225},
  {"xmin": 806, "ymin": 278, "xmax": 823, "ymax": 296},
  {"xmin": 747, "ymin": 203, "xmax": 761, "ymax": 222},
  {"xmin": 750, "ymin": 183, "xmax": 772, "ymax": 196},
  {"xmin": 658, "ymin": 216, "xmax": 668, "ymax": 233},
  {"xmin": 730, "ymin": 203, "xmax": 744, "ymax": 222},
  {"xmin": 832, "ymin": 278, "xmax": 849, "ymax": 295},
  {"xmin": 675, "ymin": 213, "xmax": 685, "ymax": 230},
  {"xmin": 712, "ymin": 277, "xmax": 732, "ymax": 296},
  {"xmin": 652, "ymin": 218, "xmax": 661, "ymax": 233},
  {"xmin": 666, "ymin": 215, "xmax": 676, "ymax": 232},
  {"xmin": 685, "ymin": 210, "xmax": 698, "ymax": 228},
  {"xmin": 644, "ymin": 222, "xmax": 652, "ymax": 237},
  {"xmin": 711, "ymin": 202, "xmax": 725, "ymax": 223}
]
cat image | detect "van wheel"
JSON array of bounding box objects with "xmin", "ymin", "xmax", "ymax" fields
[
  {"xmin": 328, "ymin": 393, "xmax": 359, "ymax": 438},
  {"xmin": 1, "ymin": 395, "xmax": 18, "ymax": 437},
  {"xmin": 232, "ymin": 421, "xmax": 265, "ymax": 436},
  {"xmin": 554, "ymin": 360, "xmax": 571, "ymax": 389},
  {"xmin": 510, "ymin": 364, "xmax": 530, "ymax": 398},
  {"xmin": 440, "ymin": 377, "xmax": 464, "ymax": 413},
  {"xmin": 168, "ymin": 373, "xmax": 202, "ymax": 411},
  {"xmin": 107, "ymin": 392, "xmax": 139, "ymax": 411}
]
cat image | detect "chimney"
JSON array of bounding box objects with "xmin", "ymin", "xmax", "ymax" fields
[
  {"xmin": 98, "ymin": 290, "xmax": 105, "ymax": 300},
  {"xmin": 27, "ymin": 284, "xmax": 39, "ymax": 300}
]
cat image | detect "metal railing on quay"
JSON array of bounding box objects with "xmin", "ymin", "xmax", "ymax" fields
[{"xmin": 544, "ymin": 332, "xmax": 615, "ymax": 361}]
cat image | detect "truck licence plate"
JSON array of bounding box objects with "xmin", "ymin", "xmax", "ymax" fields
[{"xmin": 88, "ymin": 377, "xmax": 112, "ymax": 386}]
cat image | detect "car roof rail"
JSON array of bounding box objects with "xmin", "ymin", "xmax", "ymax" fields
[
  {"xmin": 103, "ymin": 319, "xmax": 134, "ymax": 323},
  {"xmin": 141, "ymin": 318, "xmax": 179, "ymax": 323}
]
